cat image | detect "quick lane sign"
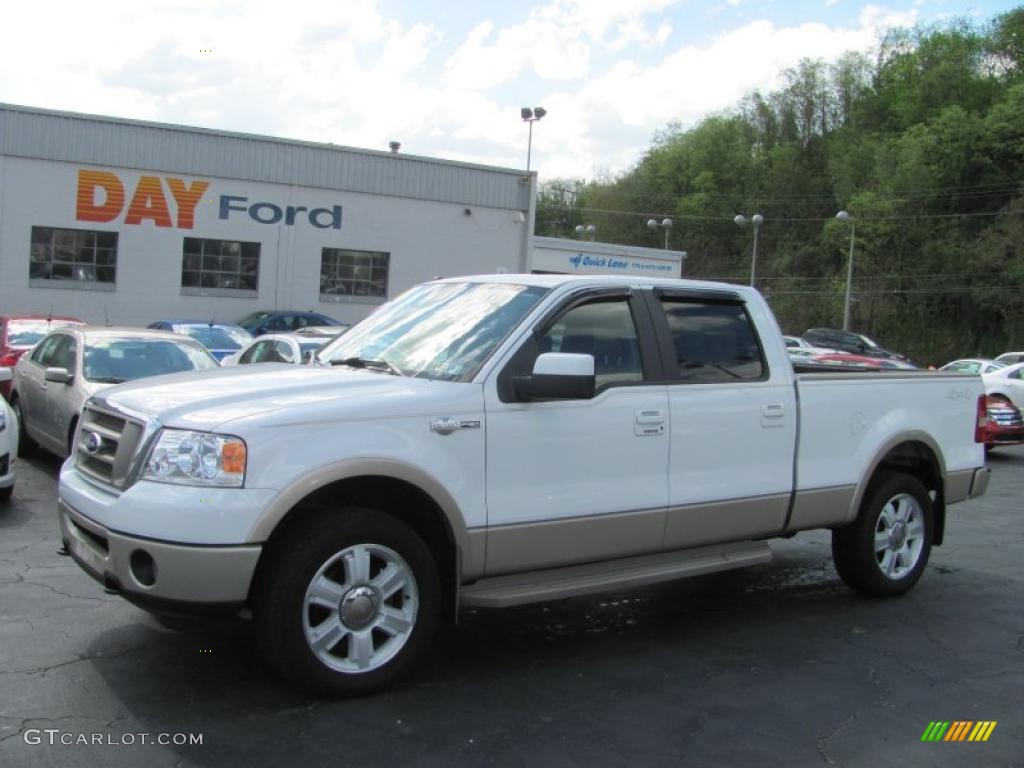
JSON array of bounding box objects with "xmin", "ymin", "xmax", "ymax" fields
[{"xmin": 75, "ymin": 169, "xmax": 343, "ymax": 230}]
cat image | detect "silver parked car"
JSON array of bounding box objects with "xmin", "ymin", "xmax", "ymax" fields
[{"xmin": 10, "ymin": 327, "xmax": 219, "ymax": 458}]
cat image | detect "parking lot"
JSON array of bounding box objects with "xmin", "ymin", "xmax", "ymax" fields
[{"xmin": 0, "ymin": 448, "xmax": 1021, "ymax": 768}]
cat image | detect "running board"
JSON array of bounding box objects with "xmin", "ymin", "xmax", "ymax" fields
[{"xmin": 459, "ymin": 541, "xmax": 772, "ymax": 608}]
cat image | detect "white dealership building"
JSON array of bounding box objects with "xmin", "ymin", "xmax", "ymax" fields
[{"xmin": 0, "ymin": 104, "xmax": 683, "ymax": 327}]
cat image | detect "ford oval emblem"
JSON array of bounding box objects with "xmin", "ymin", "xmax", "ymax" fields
[{"xmin": 84, "ymin": 431, "xmax": 104, "ymax": 455}]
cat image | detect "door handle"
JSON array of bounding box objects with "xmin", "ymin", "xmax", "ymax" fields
[
  {"xmin": 635, "ymin": 409, "xmax": 665, "ymax": 436},
  {"xmin": 761, "ymin": 403, "xmax": 785, "ymax": 428}
]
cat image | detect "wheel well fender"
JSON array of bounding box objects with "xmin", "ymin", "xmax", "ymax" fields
[
  {"xmin": 852, "ymin": 434, "xmax": 946, "ymax": 545},
  {"xmin": 249, "ymin": 461, "xmax": 478, "ymax": 621}
]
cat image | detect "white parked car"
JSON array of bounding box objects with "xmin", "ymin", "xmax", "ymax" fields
[
  {"xmin": 939, "ymin": 359, "xmax": 1006, "ymax": 375},
  {"xmin": 994, "ymin": 351, "xmax": 1024, "ymax": 366},
  {"xmin": 220, "ymin": 333, "xmax": 333, "ymax": 367},
  {"xmin": 982, "ymin": 362, "xmax": 1024, "ymax": 410},
  {"xmin": 0, "ymin": 368, "xmax": 16, "ymax": 503}
]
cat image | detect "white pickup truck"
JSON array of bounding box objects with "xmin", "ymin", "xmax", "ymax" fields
[{"xmin": 57, "ymin": 275, "xmax": 990, "ymax": 695}]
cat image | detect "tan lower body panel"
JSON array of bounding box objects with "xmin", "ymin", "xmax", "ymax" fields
[
  {"xmin": 460, "ymin": 540, "xmax": 772, "ymax": 608},
  {"xmin": 483, "ymin": 507, "xmax": 666, "ymax": 577},
  {"xmin": 945, "ymin": 469, "xmax": 976, "ymax": 504},
  {"xmin": 787, "ymin": 485, "xmax": 858, "ymax": 530},
  {"xmin": 662, "ymin": 493, "xmax": 790, "ymax": 550}
]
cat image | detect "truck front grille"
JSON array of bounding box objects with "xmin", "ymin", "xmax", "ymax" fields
[{"xmin": 74, "ymin": 405, "xmax": 147, "ymax": 490}]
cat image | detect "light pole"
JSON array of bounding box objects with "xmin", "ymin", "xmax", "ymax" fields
[
  {"xmin": 836, "ymin": 210, "xmax": 855, "ymax": 331},
  {"xmin": 575, "ymin": 224, "xmax": 596, "ymax": 241},
  {"xmin": 521, "ymin": 106, "xmax": 546, "ymax": 174},
  {"xmin": 646, "ymin": 217, "xmax": 672, "ymax": 249},
  {"xmin": 734, "ymin": 213, "xmax": 764, "ymax": 286}
]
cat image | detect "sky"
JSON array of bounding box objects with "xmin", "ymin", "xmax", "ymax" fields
[{"xmin": 0, "ymin": 0, "xmax": 1019, "ymax": 182}]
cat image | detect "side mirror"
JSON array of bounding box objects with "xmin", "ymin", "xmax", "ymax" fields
[
  {"xmin": 0, "ymin": 367, "xmax": 11, "ymax": 384},
  {"xmin": 512, "ymin": 352, "xmax": 596, "ymax": 401},
  {"xmin": 44, "ymin": 367, "xmax": 73, "ymax": 384}
]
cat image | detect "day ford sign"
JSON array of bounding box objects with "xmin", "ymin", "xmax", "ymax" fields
[{"xmin": 75, "ymin": 169, "xmax": 342, "ymax": 230}]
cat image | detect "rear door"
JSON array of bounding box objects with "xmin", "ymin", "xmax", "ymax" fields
[
  {"xmin": 649, "ymin": 289, "xmax": 797, "ymax": 549},
  {"xmin": 483, "ymin": 288, "xmax": 670, "ymax": 575}
]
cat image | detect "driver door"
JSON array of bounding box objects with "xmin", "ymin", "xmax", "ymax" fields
[{"xmin": 483, "ymin": 289, "xmax": 669, "ymax": 576}]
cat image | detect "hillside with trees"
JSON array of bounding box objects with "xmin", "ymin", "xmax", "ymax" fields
[{"xmin": 536, "ymin": 7, "xmax": 1024, "ymax": 364}]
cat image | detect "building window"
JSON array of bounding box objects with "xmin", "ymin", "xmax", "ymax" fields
[
  {"xmin": 320, "ymin": 248, "xmax": 389, "ymax": 301},
  {"xmin": 30, "ymin": 226, "xmax": 118, "ymax": 286},
  {"xmin": 182, "ymin": 238, "xmax": 260, "ymax": 293}
]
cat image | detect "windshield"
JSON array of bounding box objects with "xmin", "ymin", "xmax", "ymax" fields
[
  {"xmin": 7, "ymin": 319, "xmax": 83, "ymax": 348},
  {"xmin": 317, "ymin": 282, "xmax": 549, "ymax": 382},
  {"xmin": 84, "ymin": 338, "xmax": 219, "ymax": 383},
  {"xmin": 176, "ymin": 324, "xmax": 252, "ymax": 350}
]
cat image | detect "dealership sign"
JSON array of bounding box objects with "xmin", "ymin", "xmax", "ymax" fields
[{"xmin": 75, "ymin": 169, "xmax": 343, "ymax": 229}]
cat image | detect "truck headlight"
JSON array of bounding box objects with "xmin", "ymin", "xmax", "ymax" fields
[{"xmin": 143, "ymin": 429, "xmax": 246, "ymax": 487}]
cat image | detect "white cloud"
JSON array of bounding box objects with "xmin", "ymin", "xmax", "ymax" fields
[{"xmin": 0, "ymin": 0, "xmax": 921, "ymax": 182}]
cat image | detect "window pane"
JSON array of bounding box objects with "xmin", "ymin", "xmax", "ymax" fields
[
  {"xmin": 320, "ymin": 248, "xmax": 389, "ymax": 300},
  {"xmin": 181, "ymin": 238, "xmax": 259, "ymax": 291},
  {"xmin": 541, "ymin": 300, "xmax": 643, "ymax": 389},
  {"xmin": 29, "ymin": 226, "xmax": 117, "ymax": 285},
  {"xmin": 660, "ymin": 300, "xmax": 765, "ymax": 382}
]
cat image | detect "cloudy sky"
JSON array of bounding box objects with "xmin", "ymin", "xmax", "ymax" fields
[{"xmin": 0, "ymin": 0, "xmax": 1017, "ymax": 181}]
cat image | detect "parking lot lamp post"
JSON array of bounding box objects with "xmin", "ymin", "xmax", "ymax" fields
[
  {"xmin": 646, "ymin": 217, "xmax": 673, "ymax": 249},
  {"xmin": 521, "ymin": 107, "xmax": 547, "ymax": 174},
  {"xmin": 734, "ymin": 214, "xmax": 764, "ymax": 286},
  {"xmin": 575, "ymin": 224, "xmax": 597, "ymax": 241},
  {"xmin": 836, "ymin": 211, "xmax": 855, "ymax": 331}
]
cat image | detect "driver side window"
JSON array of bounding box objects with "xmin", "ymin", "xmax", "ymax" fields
[{"xmin": 539, "ymin": 299, "xmax": 643, "ymax": 390}]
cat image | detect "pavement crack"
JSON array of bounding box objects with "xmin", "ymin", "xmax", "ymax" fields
[
  {"xmin": 18, "ymin": 578, "xmax": 107, "ymax": 603},
  {"xmin": 816, "ymin": 713, "xmax": 857, "ymax": 765}
]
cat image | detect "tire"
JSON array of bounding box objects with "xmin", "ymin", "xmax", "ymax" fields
[
  {"xmin": 10, "ymin": 396, "xmax": 34, "ymax": 457},
  {"xmin": 0, "ymin": 485, "xmax": 11, "ymax": 503},
  {"xmin": 255, "ymin": 507, "xmax": 440, "ymax": 697},
  {"xmin": 832, "ymin": 471, "xmax": 933, "ymax": 597}
]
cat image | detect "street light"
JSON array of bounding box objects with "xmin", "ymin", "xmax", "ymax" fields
[
  {"xmin": 646, "ymin": 217, "xmax": 672, "ymax": 249},
  {"xmin": 521, "ymin": 106, "xmax": 547, "ymax": 174},
  {"xmin": 734, "ymin": 213, "xmax": 764, "ymax": 287},
  {"xmin": 836, "ymin": 211, "xmax": 856, "ymax": 331},
  {"xmin": 575, "ymin": 223, "xmax": 596, "ymax": 241}
]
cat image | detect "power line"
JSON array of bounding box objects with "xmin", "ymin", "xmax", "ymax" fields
[{"xmin": 549, "ymin": 203, "xmax": 1024, "ymax": 222}]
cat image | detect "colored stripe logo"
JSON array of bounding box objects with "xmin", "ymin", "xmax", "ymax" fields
[{"xmin": 921, "ymin": 721, "xmax": 997, "ymax": 742}]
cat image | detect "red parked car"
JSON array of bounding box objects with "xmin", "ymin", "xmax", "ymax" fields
[
  {"xmin": 0, "ymin": 315, "xmax": 85, "ymax": 399},
  {"xmin": 809, "ymin": 353, "xmax": 917, "ymax": 370}
]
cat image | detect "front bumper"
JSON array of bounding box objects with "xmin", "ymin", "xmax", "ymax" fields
[{"xmin": 59, "ymin": 500, "xmax": 261, "ymax": 613}]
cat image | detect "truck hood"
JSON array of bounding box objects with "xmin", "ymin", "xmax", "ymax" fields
[{"xmin": 93, "ymin": 364, "xmax": 477, "ymax": 432}]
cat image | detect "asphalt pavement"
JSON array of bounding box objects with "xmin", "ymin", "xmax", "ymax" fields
[{"xmin": 1, "ymin": 447, "xmax": 1021, "ymax": 767}]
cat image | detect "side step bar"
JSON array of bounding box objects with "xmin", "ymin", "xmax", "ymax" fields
[{"xmin": 459, "ymin": 541, "xmax": 772, "ymax": 608}]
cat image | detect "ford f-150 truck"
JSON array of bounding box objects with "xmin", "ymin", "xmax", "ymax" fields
[{"xmin": 57, "ymin": 275, "xmax": 991, "ymax": 696}]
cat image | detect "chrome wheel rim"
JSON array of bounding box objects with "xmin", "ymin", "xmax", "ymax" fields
[
  {"xmin": 874, "ymin": 493, "xmax": 925, "ymax": 580},
  {"xmin": 302, "ymin": 543, "xmax": 418, "ymax": 674}
]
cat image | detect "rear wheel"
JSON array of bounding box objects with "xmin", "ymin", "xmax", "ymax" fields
[
  {"xmin": 255, "ymin": 507, "xmax": 440, "ymax": 697},
  {"xmin": 832, "ymin": 472, "xmax": 933, "ymax": 597}
]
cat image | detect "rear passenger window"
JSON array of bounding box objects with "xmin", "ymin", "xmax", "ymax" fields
[{"xmin": 659, "ymin": 299, "xmax": 765, "ymax": 382}]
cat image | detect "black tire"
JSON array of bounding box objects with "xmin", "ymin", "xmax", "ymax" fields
[
  {"xmin": 0, "ymin": 484, "xmax": 11, "ymax": 504},
  {"xmin": 832, "ymin": 471, "xmax": 933, "ymax": 597},
  {"xmin": 10, "ymin": 396, "xmax": 34, "ymax": 457},
  {"xmin": 254, "ymin": 507, "xmax": 440, "ymax": 697}
]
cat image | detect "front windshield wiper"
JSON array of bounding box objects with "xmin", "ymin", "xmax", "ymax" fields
[
  {"xmin": 330, "ymin": 357, "xmax": 403, "ymax": 377},
  {"xmin": 87, "ymin": 376, "xmax": 128, "ymax": 384}
]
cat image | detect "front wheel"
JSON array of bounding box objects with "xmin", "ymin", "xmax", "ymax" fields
[
  {"xmin": 0, "ymin": 485, "xmax": 12, "ymax": 504},
  {"xmin": 255, "ymin": 507, "xmax": 440, "ymax": 697},
  {"xmin": 832, "ymin": 472, "xmax": 933, "ymax": 597}
]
